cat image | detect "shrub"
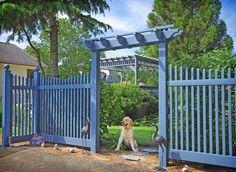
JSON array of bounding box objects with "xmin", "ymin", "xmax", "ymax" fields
[
  {"xmin": 133, "ymin": 115, "xmax": 158, "ymax": 127},
  {"xmin": 100, "ymin": 83, "xmax": 157, "ymax": 135}
]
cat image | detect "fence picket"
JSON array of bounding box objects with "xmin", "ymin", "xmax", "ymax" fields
[
  {"xmin": 76, "ymin": 76, "xmax": 79, "ymax": 138},
  {"xmin": 191, "ymin": 68, "xmax": 194, "ymax": 151},
  {"xmin": 185, "ymin": 67, "xmax": 189, "ymax": 151},
  {"xmin": 18, "ymin": 76, "xmax": 21, "ymax": 136},
  {"xmin": 169, "ymin": 65, "xmax": 173, "ymax": 149},
  {"xmin": 21, "ymin": 77, "xmax": 24, "ymax": 135},
  {"xmin": 46, "ymin": 77, "xmax": 50, "ymax": 134},
  {"xmin": 203, "ymin": 69, "xmax": 207, "ymax": 153},
  {"xmin": 175, "ymin": 66, "xmax": 178, "ymax": 149},
  {"xmin": 227, "ymin": 68, "xmax": 232, "ymax": 156},
  {"xmin": 209, "ymin": 69, "xmax": 213, "ymax": 154},
  {"xmin": 197, "ymin": 68, "xmax": 200, "ymax": 152},
  {"xmin": 180, "ymin": 67, "xmax": 183, "ymax": 150},
  {"xmin": 215, "ymin": 70, "xmax": 219, "ymax": 154},
  {"xmin": 14, "ymin": 75, "xmax": 17, "ymax": 136},
  {"xmin": 80, "ymin": 74, "xmax": 83, "ymax": 138},
  {"xmin": 73, "ymin": 77, "xmax": 76, "ymax": 138},
  {"xmin": 70, "ymin": 77, "xmax": 73, "ymax": 137},
  {"xmin": 55, "ymin": 78, "xmax": 60, "ymax": 136},
  {"xmin": 83, "ymin": 74, "xmax": 86, "ymax": 139},
  {"xmin": 59, "ymin": 78, "xmax": 61, "ymax": 136},
  {"xmin": 29, "ymin": 79, "xmax": 32, "ymax": 134},
  {"xmin": 63, "ymin": 79, "xmax": 66, "ymax": 136},
  {"xmin": 25, "ymin": 78, "xmax": 28, "ymax": 135},
  {"xmin": 85, "ymin": 74, "xmax": 88, "ymax": 138},
  {"xmin": 221, "ymin": 69, "xmax": 226, "ymax": 155}
]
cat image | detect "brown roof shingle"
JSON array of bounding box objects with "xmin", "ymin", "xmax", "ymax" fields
[{"xmin": 0, "ymin": 42, "xmax": 38, "ymax": 66}]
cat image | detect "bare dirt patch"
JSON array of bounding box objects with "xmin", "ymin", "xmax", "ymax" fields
[{"xmin": 0, "ymin": 134, "xmax": 235, "ymax": 172}]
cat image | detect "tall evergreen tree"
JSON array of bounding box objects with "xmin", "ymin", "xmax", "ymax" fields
[
  {"xmin": 0, "ymin": 0, "xmax": 111, "ymax": 76},
  {"xmin": 139, "ymin": 0, "xmax": 233, "ymax": 63}
]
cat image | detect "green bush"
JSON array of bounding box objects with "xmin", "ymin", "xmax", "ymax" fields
[
  {"xmin": 133, "ymin": 115, "xmax": 158, "ymax": 127},
  {"xmin": 100, "ymin": 83, "xmax": 157, "ymax": 135}
]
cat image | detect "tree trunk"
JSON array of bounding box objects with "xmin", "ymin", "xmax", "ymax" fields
[{"xmin": 49, "ymin": 14, "xmax": 58, "ymax": 77}]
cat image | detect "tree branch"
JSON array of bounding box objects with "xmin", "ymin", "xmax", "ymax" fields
[{"xmin": 22, "ymin": 27, "xmax": 45, "ymax": 75}]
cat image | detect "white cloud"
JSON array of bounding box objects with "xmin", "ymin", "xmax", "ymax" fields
[
  {"xmin": 94, "ymin": 0, "xmax": 152, "ymax": 34},
  {"xmin": 95, "ymin": 15, "xmax": 137, "ymax": 33},
  {"xmin": 105, "ymin": 47, "xmax": 138, "ymax": 58}
]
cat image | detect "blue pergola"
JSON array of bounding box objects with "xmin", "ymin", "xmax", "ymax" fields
[{"xmin": 81, "ymin": 24, "xmax": 182, "ymax": 167}]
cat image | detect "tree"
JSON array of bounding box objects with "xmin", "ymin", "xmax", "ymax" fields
[
  {"xmin": 25, "ymin": 19, "xmax": 106, "ymax": 77},
  {"xmin": 0, "ymin": 0, "xmax": 111, "ymax": 76},
  {"xmin": 25, "ymin": 19, "xmax": 93, "ymax": 77},
  {"xmin": 139, "ymin": 0, "xmax": 233, "ymax": 63}
]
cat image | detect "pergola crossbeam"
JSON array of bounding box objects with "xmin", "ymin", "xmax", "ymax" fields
[
  {"xmin": 100, "ymin": 38, "xmax": 111, "ymax": 49},
  {"xmin": 117, "ymin": 35, "xmax": 128, "ymax": 46},
  {"xmin": 82, "ymin": 25, "xmax": 182, "ymax": 51},
  {"xmin": 135, "ymin": 32, "xmax": 146, "ymax": 43}
]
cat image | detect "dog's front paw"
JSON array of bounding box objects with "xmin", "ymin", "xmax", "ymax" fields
[{"xmin": 115, "ymin": 148, "xmax": 120, "ymax": 151}]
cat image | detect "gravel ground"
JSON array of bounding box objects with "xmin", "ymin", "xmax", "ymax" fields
[{"xmin": 0, "ymin": 135, "xmax": 235, "ymax": 172}]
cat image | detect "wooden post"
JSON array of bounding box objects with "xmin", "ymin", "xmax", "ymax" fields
[
  {"xmin": 158, "ymin": 42, "xmax": 168, "ymax": 167},
  {"xmin": 134, "ymin": 58, "xmax": 138, "ymax": 85},
  {"xmin": 33, "ymin": 67, "xmax": 40, "ymax": 134},
  {"xmin": 2, "ymin": 64, "xmax": 12, "ymax": 147},
  {"xmin": 90, "ymin": 51, "xmax": 100, "ymax": 153}
]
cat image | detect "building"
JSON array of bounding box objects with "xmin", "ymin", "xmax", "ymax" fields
[{"xmin": 0, "ymin": 42, "xmax": 38, "ymax": 96}]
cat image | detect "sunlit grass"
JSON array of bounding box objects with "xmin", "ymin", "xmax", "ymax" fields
[{"xmin": 108, "ymin": 126, "xmax": 155, "ymax": 145}]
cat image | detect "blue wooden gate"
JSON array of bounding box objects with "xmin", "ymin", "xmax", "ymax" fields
[
  {"xmin": 2, "ymin": 65, "xmax": 35, "ymax": 144},
  {"xmin": 167, "ymin": 66, "xmax": 236, "ymax": 168},
  {"xmin": 39, "ymin": 72, "xmax": 91, "ymax": 147},
  {"xmin": 2, "ymin": 65, "xmax": 96, "ymax": 152}
]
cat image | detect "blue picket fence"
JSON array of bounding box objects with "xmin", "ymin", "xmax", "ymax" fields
[
  {"xmin": 11, "ymin": 75, "xmax": 34, "ymax": 143},
  {"xmin": 167, "ymin": 65, "xmax": 236, "ymax": 168},
  {"xmin": 2, "ymin": 65, "xmax": 96, "ymax": 151},
  {"xmin": 39, "ymin": 73, "xmax": 91, "ymax": 147}
]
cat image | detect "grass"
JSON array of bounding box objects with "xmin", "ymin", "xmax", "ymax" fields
[{"xmin": 108, "ymin": 126, "xmax": 155, "ymax": 145}]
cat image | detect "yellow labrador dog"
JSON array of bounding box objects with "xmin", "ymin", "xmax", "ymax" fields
[{"xmin": 115, "ymin": 116, "xmax": 138, "ymax": 152}]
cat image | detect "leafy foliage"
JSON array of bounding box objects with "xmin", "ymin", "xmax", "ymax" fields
[
  {"xmin": 0, "ymin": 1, "xmax": 111, "ymax": 76},
  {"xmin": 124, "ymin": 67, "xmax": 158, "ymax": 86},
  {"xmin": 25, "ymin": 19, "xmax": 106, "ymax": 77},
  {"xmin": 133, "ymin": 115, "xmax": 158, "ymax": 127},
  {"xmin": 100, "ymin": 83, "xmax": 157, "ymax": 134},
  {"xmin": 170, "ymin": 48, "xmax": 236, "ymax": 70},
  {"xmin": 138, "ymin": 0, "xmax": 234, "ymax": 62}
]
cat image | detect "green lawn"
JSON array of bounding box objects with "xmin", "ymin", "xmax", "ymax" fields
[{"xmin": 108, "ymin": 126, "xmax": 155, "ymax": 145}]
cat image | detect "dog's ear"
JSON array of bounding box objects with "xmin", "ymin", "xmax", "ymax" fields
[{"xmin": 130, "ymin": 118, "xmax": 134, "ymax": 126}]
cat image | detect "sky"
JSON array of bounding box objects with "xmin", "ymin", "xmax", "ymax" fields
[{"xmin": 0, "ymin": 0, "xmax": 235, "ymax": 57}]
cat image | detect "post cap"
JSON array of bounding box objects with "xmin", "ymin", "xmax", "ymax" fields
[{"xmin": 4, "ymin": 64, "xmax": 10, "ymax": 70}]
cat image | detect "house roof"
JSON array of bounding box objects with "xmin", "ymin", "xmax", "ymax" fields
[{"xmin": 0, "ymin": 42, "xmax": 38, "ymax": 66}]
